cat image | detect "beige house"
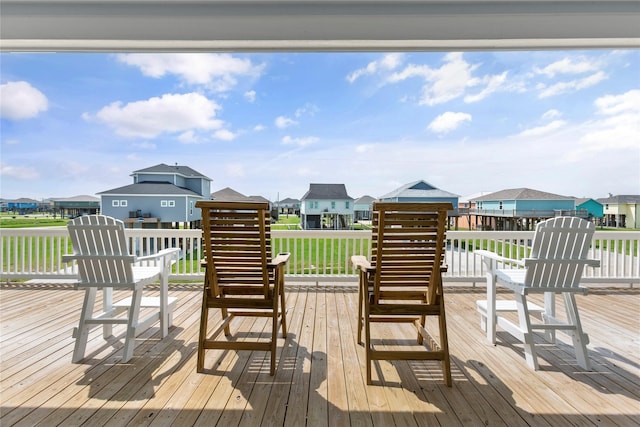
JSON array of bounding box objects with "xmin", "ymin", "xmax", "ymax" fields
[{"xmin": 597, "ymin": 195, "xmax": 640, "ymax": 228}]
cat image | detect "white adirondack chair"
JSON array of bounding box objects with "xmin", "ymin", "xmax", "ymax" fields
[
  {"xmin": 476, "ymin": 217, "xmax": 600, "ymax": 370},
  {"xmin": 63, "ymin": 215, "xmax": 180, "ymax": 363}
]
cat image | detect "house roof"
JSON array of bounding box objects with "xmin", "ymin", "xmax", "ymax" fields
[
  {"xmin": 7, "ymin": 197, "xmax": 39, "ymax": 203},
  {"xmin": 211, "ymin": 187, "xmax": 251, "ymax": 202},
  {"xmin": 597, "ymin": 195, "xmax": 640, "ymax": 204},
  {"xmin": 472, "ymin": 188, "xmax": 572, "ymax": 201},
  {"xmin": 247, "ymin": 195, "xmax": 271, "ymax": 203},
  {"xmin": 301, "ymin": 183, "xmax": 353, "ymax": 200},
  {"xmin": 460, "ymin": 192, "xmax": 492, "ymax": 204},
  {"xmin": 354, "ymin": 195, "xmax": 376, "ymax": 204},
  {"xmin": 98, "ymin": 182, "xmax": 201, "ymax": 196},
  {"xmin": 52, "ymin": 195, "xmax": 100, "ymax": 202},
  {"xmin": 574, "ymin": 197, "xmax": 601, "ymax": 206},
  {"xmin": 133, "ymin": 163, "xmax": 211, "ymax": 181},
  {"xmin": 379, "ymin": 180, "xmax": 459, "ymax": 200},
  {"xmin": 277, "ymin": 197, "xmax": 300, "ymax": 205}
]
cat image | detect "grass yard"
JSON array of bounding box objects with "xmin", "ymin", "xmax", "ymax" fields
[{"xmin": 0, "ymin": 213, "xmax": 68, "ymax": 228}]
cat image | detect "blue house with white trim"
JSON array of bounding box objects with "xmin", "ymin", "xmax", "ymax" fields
[
  {"xmin": 98, "ymin": 163, "xmax": 211, "ymax": 228},
  {"xmin": 472, "ymin": 188, "xmax": 580, "ymax": 230}
]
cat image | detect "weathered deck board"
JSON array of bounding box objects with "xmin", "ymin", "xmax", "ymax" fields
[{"xmin": 1, "ymin": 282, "xmax": 639, "ymax": 426}]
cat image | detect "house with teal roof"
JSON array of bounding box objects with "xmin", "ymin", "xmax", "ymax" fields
[
  {"xmin": 472, "ymin": 188, "xmax": 583, "ymax": 231},
  {"xmin": 574, "ymin": 198, "xmax": 604, "ymax": 223}
]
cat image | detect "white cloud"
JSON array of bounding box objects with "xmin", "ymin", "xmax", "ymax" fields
[
  {"xmin": 213, "ymin": 129, "xmax": 236, "ymax": 141},
  {"xmin": 355, "ymin": 144, "xmax": 374, "ymax": 153},
  {"xmin": 594, "ymin": 89, "xmax": 640, "ymax": 115},
  {"xmin": 295, "ymin": 103, "xmax": 319, "ymax": 118},
  {"xmin": 0, "ymin": 81, "xmax": 48, "ymax": 120},
  {"xmin": 428, "ymin": 112, "xmax": 472, "ymax": 134},
  {"xmin": 516, "ymin": 120, "xmax": 567, "ymax": 137},
  {"xmin": 538, "ymin": 71, "xmax": 607, "ymax": 98},
  {"xmin": 178, "ymin": 130, "xmax": 198, "ymax": 144},
  {"xmin": 542, "ymin": 109, "xmax": 562, "ymax": 120},
  {"xmin": 386, "ymin": 52, "xmax": 509, "ymax": 106},
  {"xmin": 464, "ymin": 72, "xmax": 508, "ymax": 103},
  {"xmin": 534, "ymin": 57, "xmax": 599, "ymax": 77},
  {"xmin": 0, "ymin": 162, "xmax": 39, "ymax": 180},
  {"xmin": 346, "ymin": 53, "xmax": 404, "ymax": 83},
  {"xmin": 254, "ymin": 124, "xmax": 266, "ymax": 131},
  {"xmin": 225, "ymin": 163, "xmax": 245, "ymax": 177},
  {"xmin": 571, "ymin": 89, "xmax": 640, "ymax": 158},
  {"xmin": 244, "ymin": 90, "xmax": 256, "ymax": 102},
  {"xmin": 282, "ymin": 135, "xmax": 319, "ymax": 147},
  {"xmin": 88, "ymin": 92, "xmax": 223, "ymax": 138},
  {"xmin": 116, "ymin": 53, "xmax": 264, "ymax": 92},
  {"xmin": 275, "ymin": 115, "xmax": 297, "ymax": 129}
]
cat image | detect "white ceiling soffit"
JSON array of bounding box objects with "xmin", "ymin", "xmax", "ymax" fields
[{"xmin": 1, "ymin": 0, "xmax": 639, "ymax": 52}]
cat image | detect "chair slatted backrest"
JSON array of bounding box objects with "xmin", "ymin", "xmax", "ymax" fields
[
  {"xmin": 67, "ymin": 215, "xmax": 135, "ymax": 287},
  {"xmin": 198, "ymin": 201, "xmax": 272, "ymax": 297},
  {"xmin": 525, "ymin": 217, "xmax": 596, "ymax": 290},
  {"xmin": 371, "ymin": 202, "xmax": 451, "ymax": 304}
]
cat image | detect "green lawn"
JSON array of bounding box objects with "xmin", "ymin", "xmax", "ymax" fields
[{"xmin": 0, "ymin": 214, "xmax": 68, "ymax": 228}]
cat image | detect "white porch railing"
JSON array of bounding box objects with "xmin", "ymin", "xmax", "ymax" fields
[{"xmin": 1, "ymin": 228, "xmax": 639, "ymax": 286}]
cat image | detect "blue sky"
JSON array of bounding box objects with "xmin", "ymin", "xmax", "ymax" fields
[{"xmin": 1, "ymin": 50, "xmax": 639, "ymax": 202}]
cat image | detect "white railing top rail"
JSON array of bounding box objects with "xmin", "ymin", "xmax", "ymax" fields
[{"xmin": 2, "ymin": 227, "xmax": 639, "ymax": 285}]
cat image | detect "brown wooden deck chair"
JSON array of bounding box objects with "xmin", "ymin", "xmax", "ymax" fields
[
  {"xmin": 196, "ymin": 201, "xmax": 289, "ymax": 375},
  {"xmin": 351, "ymin": 202, "xmax": 453, "ymax": 386},
  {"xmin": 64, "ymin": 215, "xmax": 180, "ymax": 362}
]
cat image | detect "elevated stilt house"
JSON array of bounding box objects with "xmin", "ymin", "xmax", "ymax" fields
[
  {"xmin": 99, "ymin": 163, "xmax": 211, "ymax": 229},
  {"xmin": 300, "ymin": 183, "xmax": 354, "ymax": 230}
]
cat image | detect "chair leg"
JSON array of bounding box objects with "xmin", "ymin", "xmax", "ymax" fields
[
  {"xmin": 197, "ymin": 286, "xmax": 209, "ymax": 373},
  {"xmin": 357, "ymin": 272, "xmax": 364, "ymax": 345},
  {"xmin": 542, "ymin": 292, "xmax": 556, "ymax": 343},
  {"xmin": 417, "ymin": 314, "xmax": 426, "ymax": 345},
  {"xmin": 279, "ymin": 273, "xmax": 287, "ymax": 337},
  {"xmin": 72, "ymin": 287, "xmax": 97, "ymax": 363},
  {"xmin": 122, "ymin": 288, "xmax": 143, "ymax": 363},
  {"xmin": 364, "ymin": 297, "xmax": 372, "ymax": 385},
  {"xmin": 159, "ymin": 269, "xmax": 170, "ymax": 338},
  {"xmin": 563, "ymin": 293, "xmax": 591, "ymax": 370},
  {"xmin": 222, "ymin": 306, "xmax": 231, "ymax": 336},
  {"xmin": 102, "ymin": 287, "xmax": 114, "ymax": 338},
  {"xmin": 271, "ymin": 295, "xmax": 279, "ymax": 376},
  {"xmin": 515, "ymin": 293, "xmax": 539, "ymax": 370},
  {"xmin": 438, "ymin": 298, "xmax": 452, "ymax": 386}
]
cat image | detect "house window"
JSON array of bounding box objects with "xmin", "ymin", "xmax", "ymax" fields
[
  {"xmin": 169, "ymin": 200, "xmax": 175, "ymax": 207},
  {"xmin": 499, "ymin": 201, "xmax": 503, "ymax": 210},
  {"xmin": 331, "ymin": 201, "xmax": 336, "ymax": 209},
  {"xmin": 120, "ymin": 200, "xmax": 127, "ymax": 207},
  {"xmin": 161, "ymin": 200, "xmax": 168, "ymax": 207},
  {"xmin": 112, "ymin": 200, "xmax": 119, "ymax": 207},
  {"xmin": 345, "ymin": 201, "xmax": 350, "ymax": 209},
  {"xmin": 190, "ymin": 201, "xmax": 194, "ymax": 215}
]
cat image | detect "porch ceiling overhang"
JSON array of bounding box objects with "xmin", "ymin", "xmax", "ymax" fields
[{"xmin": 1, "ymin": 1, "xmax": 639, "ymax": 52}]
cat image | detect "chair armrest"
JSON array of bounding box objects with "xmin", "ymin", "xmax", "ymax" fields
[
  {"xmin": 476, "ymin": 250, "xmax": 525, "ymax": 267},
  {"xmin": 351, "ymin": 255, "xmax": 374, "ymax": 272},
  {"xmin": 137, "ymin": 247, "xmax": 181, "ymax": 262},
  {"xmin": 523, "ymin": 258, "xmax": 601, "ymax": 268},
  {"xmin": 269, "ymin": 252, "xmax": 290, "ymax": 268},
  {"xmin": 586, "ymin": 259, "xmax": 601, "ymax": 268}
]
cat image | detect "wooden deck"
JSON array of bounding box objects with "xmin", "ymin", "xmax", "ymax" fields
[{"xmin": 1, "ymin": 281, "xmax": 639, "ymax": 426}]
